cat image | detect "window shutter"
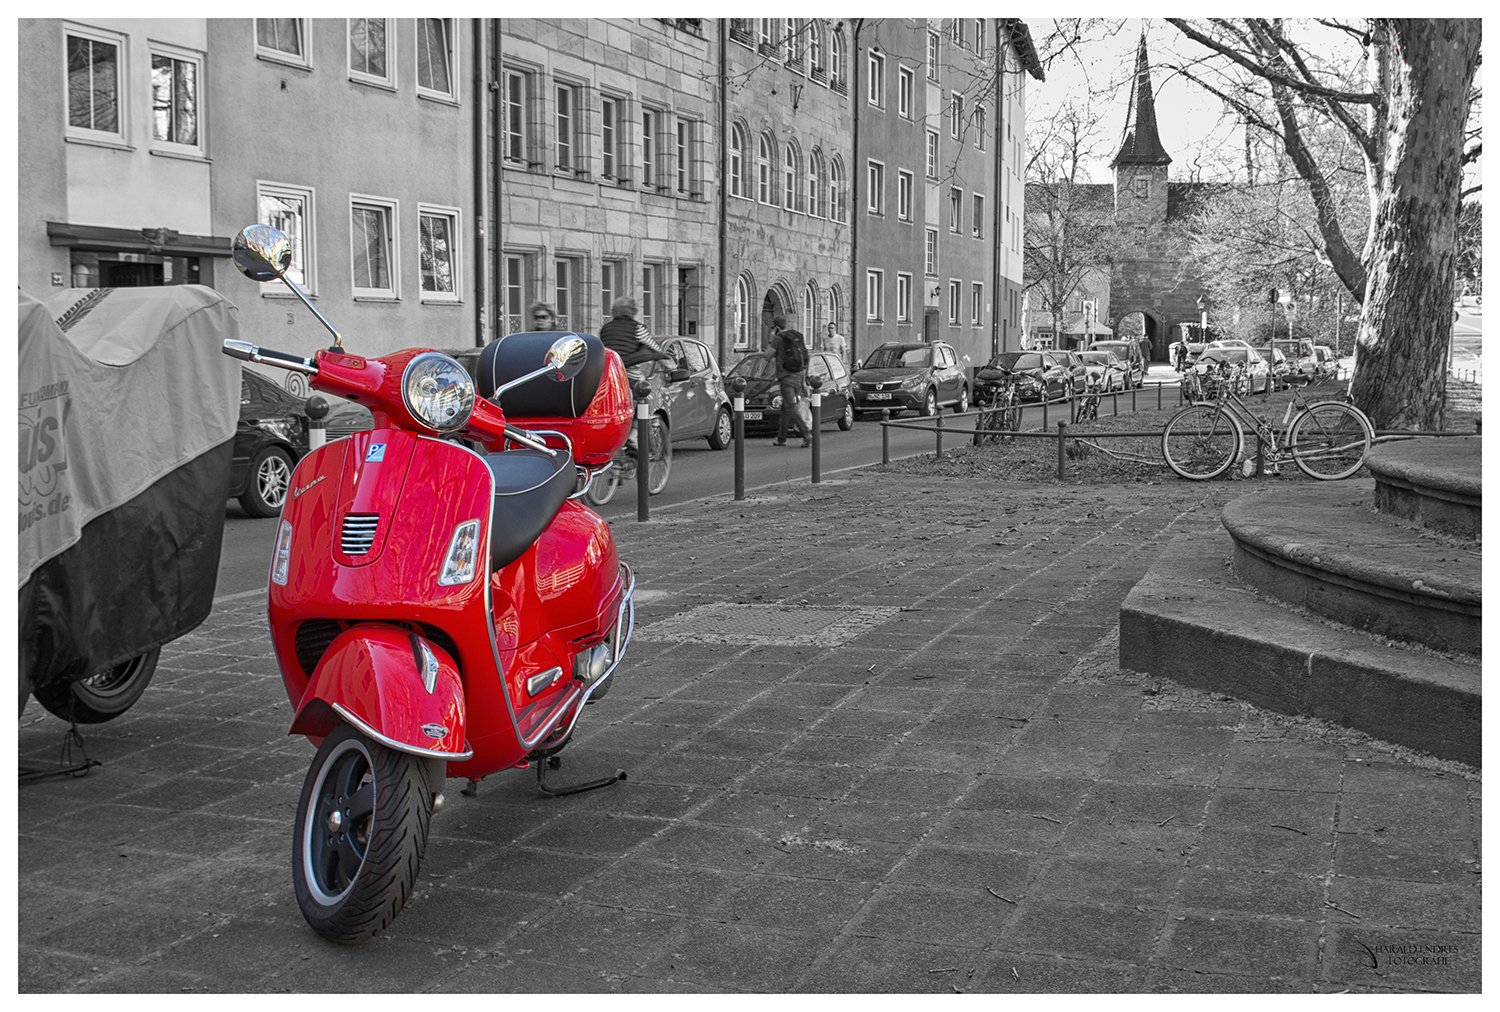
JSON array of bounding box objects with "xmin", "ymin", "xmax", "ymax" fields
[
  {"xmin": 525, "ymin": 73, "xmax": 547, "ymax": 169},
  {"xmin": 575, "ymin": 84, "xmax": 596, "ymax": 179}
]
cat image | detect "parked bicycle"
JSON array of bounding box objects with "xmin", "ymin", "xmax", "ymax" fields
[
  {"xmin": 1161, "ymin": 364, "xmax": 1373, "ymax": 481},
  {"xmin": 582, "ymin": 414, "xmax": 670, "ymax": 504},
  {"xmin": 972, "ymin": 369, "xmax": 1022, "ymax": 445},
  {"xmin": 1072, "ymin": 377, "xmax": 1104, "ymax": 423}
]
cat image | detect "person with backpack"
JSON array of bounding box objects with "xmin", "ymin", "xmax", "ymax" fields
[{"xmin": 768, "ymin": 315, "xmax": 811, "ymax": 447}]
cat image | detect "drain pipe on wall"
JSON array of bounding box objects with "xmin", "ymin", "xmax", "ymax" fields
[
  {"xmin": 850, "ymin": 18, "xmax": 863, "ymax": 368},
  {"xmin": 717, "ymin": 23, "xmax": 728, "ymax": 367},
  {"xmin": 991, "ymin": 20, "xmax": 1005, "ymax": 359},
  {"xmin": 473, "ymin": 18, "xmax": 487, "ymax": 347},
  {"xmin": 491, "ymin": 19, "xmax": 505, "ymax": 342}
]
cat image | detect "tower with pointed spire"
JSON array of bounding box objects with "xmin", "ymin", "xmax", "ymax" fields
[{"xmin": 1112, "ymin": 31, "xmax": 1172, "ymax": 230}]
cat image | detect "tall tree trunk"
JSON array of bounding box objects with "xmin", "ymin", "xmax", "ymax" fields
[{"xmin": 1350, "ymin": 19, "xmax": 1480, "ymax": 430}]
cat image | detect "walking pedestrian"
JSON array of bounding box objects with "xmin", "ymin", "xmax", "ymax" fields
[
  {"xmin": 768, "ymin": 316, "xmax": 811, "ymax": 447},
  {"xmin": 823, "ymin": 322, "xmax": 847, "ymax": 362},
  {"xmin": 529, "ymin": 302, "xmax": 560, "ymax": 331}
]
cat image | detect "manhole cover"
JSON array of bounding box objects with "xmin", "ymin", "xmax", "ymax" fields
[{"xmin": 635, "ymin": 602, "xmax": 899, "ymax": 647}]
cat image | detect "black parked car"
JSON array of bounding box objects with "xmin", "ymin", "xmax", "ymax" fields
[
  {"xmin": 230, "ymin": 370, "xmax": 371, "ymax": 517},
  {"xmin": 974, "ymin": 351, "xmax": 1072, "ymax": 403},
  {"xmin": 725, "ymin": 349, "xmax": 855, "ymax": 435},
  {"xmin": 851, "ymin": 340, "xmax": 968, "ymax": 417}
]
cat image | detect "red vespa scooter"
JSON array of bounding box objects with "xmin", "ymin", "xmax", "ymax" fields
[{"xmin": 223, "ymin": 225, "xmax": 637, "ymax": 945}]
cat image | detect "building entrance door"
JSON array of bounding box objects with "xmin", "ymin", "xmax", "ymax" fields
[{"xmin": 678, "ymin": 267, "xmax": 699, "ymax": 337}]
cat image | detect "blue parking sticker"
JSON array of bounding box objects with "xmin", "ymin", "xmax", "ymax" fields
[{"xmin": 365, "ymin": 443, "xmax": 386, "ymax": 463}]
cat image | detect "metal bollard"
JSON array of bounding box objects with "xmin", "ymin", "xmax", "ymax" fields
[
  {"xmin": 304, "ymin": 395, "xmax": 329, "ymax": 450},
  {"xmin": 808, "ymin": 376, "xmax": 823, "ymax": 483},
  {"xmin": 731, "ymin": 377, "xmax": 746, "ymax": 501},
  {"xmin": 634, "ymin": 380, "xmax": 652, "ymax": 521},
  {"xmin": 1057, "ymin": 421, "xmax": 1067, "ymax": 480},
  {"xmin": 935, "ymin": 410, "xmax": 944, "ymax": 459},
  {"xmin": 881, "ymin": 408, "xmax": 891, "ymax": 464},
  {"xmin": 1042, "ymin": 395, "xmax": 1049, "ymax": 431},
  {"xmin": 1131, "ymin": 386, "xmax": 1137, "ymax": 412},
  {"xmin": 1156, "ymin": 383, "xmax": 1162, "ymax": 411}
]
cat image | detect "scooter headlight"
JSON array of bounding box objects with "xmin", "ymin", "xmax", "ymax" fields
[
  {"xmin": 402, "ymin": 352, "xmax": 475, "ymax": 432},
  {"xmin": 437, "ymin": 519, "xmax": 481, "ymax": 586},
  {"xmin": 271, "ymin": 519, "xmax": 294, "ymax": 585}
]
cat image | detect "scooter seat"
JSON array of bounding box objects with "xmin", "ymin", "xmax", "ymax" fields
[{"xmin": 483, "ymin": 447, "xmax": 576, "ymax": 570}]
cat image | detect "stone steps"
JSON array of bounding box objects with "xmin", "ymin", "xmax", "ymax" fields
[
  {"xmin": 1221, "ymin": 480, "xmax": 1480, "ymax": 657},
  {"xmin": 1365, "ymin": 435, "xmax": 1481, "ymax": 539},
  {"xmin": 1120, "ymin": 530, "xmax": 1481, "ymax": 766}
]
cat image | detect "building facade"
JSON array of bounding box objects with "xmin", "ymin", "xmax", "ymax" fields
[
  {"xmin": 19, "ymin": 19, "xmax": 229, "ymax": 297},
  {"xmin": 20, "ymin": 17, "xmax": 1039, "ymax": 383},
  {"xmin": 854, "ymin": 18, "xmax": 1041, "ymax": 371}
]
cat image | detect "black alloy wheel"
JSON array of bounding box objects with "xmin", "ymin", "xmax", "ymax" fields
[
  {"xmin": 32, "ymin": 648, "xmax": 161, "ymax": 724},
  {"xmin": 240, "ymin": 445, "xmax": 294, "ymax": 518}
]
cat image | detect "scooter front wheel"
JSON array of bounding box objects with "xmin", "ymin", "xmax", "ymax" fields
[{"xmin": 292, "ymin": 724, "xmax": 433, "ymax": 945}]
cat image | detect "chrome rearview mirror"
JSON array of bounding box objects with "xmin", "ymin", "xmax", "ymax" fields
[
  {"xmin": 231, "ymin": 224, "xmax": 343, "ymax": 348},
  {"xmin": 232, "ymin": 224, "xmax": 294, "ymax": 282},
  {"xmin": 543, "ymin": 335, "xmax": 589, "ymax": 382}
]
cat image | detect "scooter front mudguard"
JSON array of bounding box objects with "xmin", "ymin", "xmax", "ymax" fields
[{"xmin": 289, "ymin": 624, "xmax": 472, "ymax": 761}]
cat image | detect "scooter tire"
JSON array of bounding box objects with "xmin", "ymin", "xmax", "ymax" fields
[
  {"xmin": 31, "ymin": 647, "xmax": 159, "ymax": 724},
  {"xmin": 292, "ymin": 724, "xmax": 433, "ymax": 945}
]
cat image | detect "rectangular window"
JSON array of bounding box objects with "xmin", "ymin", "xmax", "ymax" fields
[
  {"xmin": 506, "ymin": 71, "xmax": 528, "ymax": 165},
  {"xmin": 925, "ymin": 228, "xmax": 938, "ymax": 276},
  {"xmin": 348, "ymin": 18, "xmax": 394, "ymax": 88},
  {"xmin": 642, "ymin": 108, "xmax": 658, "ymax": 189},
  {"xmin": 898, "ymin": 66, "xmax": 913, "ymax": 119},
  {"xmin": 927, "ymin": 31, "xmax": 939, "ymax": 81},
  {"xmin": 897, "ymin": 170, "xmax": 913, "ymax": 222},
  {"xmin": 975, "ymin": 21, "xmax": 986, "ymax": 57},
  {"xmin": 601, "ymin": 260, "xmax": 624, "ymax": 325},
  {"xmin": 948, "ymin": 279, "xmax": 961, "ymax": 324},
  {"xmin": 504, "ymin": 253, "xmax": 530, "ymax": 333},
  {"xmin": 1134, "ymin": 176, "xmax": 1150, "ymax": 198},
  {"xmin": 866, "ymin": 269, "xmax": 883, "ymax": 321},
  {"xmin": 976, "ymin": 105, "xmax": 987, "ymax": 151},
  {"xmin": 925, "ymin": 129, "xmax": 939, "ymax": 179},
  {"xmin": 554, "ymin": 258, "xmax": 577, "ymax": 330},
  {"xmin": 601, "ymin": 96, "xmax": 618, "ymax": 178},
  {"xmin": 257, "ymin": 181, "xmax": 315, "ymax": 292},
  {"xmin": 972, "ymin": 194, "xmax": 985, "ymax": 239},
  {"xmin": 555, "ymin": 83, "xmax": 577, "ymax": 171},
  {"xmin": 949, "ymin": 188, "xmax": 962, "ymax": 234},
  {"xmin": 256, "ymin": 19, "xmax": 309, "ymax": 67},
  {"xmin": 676, "ymin": 118, "xmax": 695, "ymax": 194},
  {"xmin": 867, "ymin": 50, "xmax": 885, "ymax": 108},
  {"xmin": 896, "ymin": 273, "xmax": 912, "ymax": 323},
  {"xmin": 350, "ymin": 196, "xmax": 399, "ymax": 299},
  {"xmin": 951, "ymin": 19, "xmax": 964, "ymax": 47},
  {"xmin": 418, "ymin": 204, "xmax": 460, "ymax": 300},
  {"xmin": 971, "ymin": 282, "xmax": 983, "ymax": 325},
  {"xmin": 416, "ymin": 18, "xmax": 457, "ymax": 101},
  {"xmin": 641, "ymin": 263, "xmax": 660, "ymax": 332},
  {"xmin": 950, "ymin": 91, "xmax": 963, "ymax": 141},
  {"xmin": 66, "ymin": 28, "xmax": 123, "ymax": 141},
  {"xmin": 866, "ymin": 160, "xmax": 884, "ymax": 214},
  {"xmin": 149, "ymin": 49, "xmax": 200, "ymax": 149}
]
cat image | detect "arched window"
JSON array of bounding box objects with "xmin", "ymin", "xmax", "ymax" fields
[
  {"xmin": 808, "ymin": 21, "xmax": 823, "ymax": 73},
  {"xmin": 829, "ymin": 157, "xmax": 845, "ymax": 223},
  {"xmin": 810, "ymin": 149, "xmax": 827, "ymax": 218},
  {"xmin": 830, "ymin": 31, "xmax": 846, "ymax": 87},
  {"xmin": 734, "ymin": 276, "xmax": 751, "ymax": 348},
  {"xmin": 826, "ymin": 288, "xmax": 841, "ymax": 335},
  {"xmin": 803, "ymin": 282, "xmax": 817, "ymax": 337},
  {"xmin": 757, "ymin": 133, "xmax": 773, "ymax": 204},
  {"xmin": 784, "ymin": 141, "xmax": 800, "ymax": 212},
  {"xmin": 729, "ymin": 123, "xmax": 745, "ymax": 198}
]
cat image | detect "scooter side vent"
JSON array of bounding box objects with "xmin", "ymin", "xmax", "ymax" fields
[{"xmin": 341, "ymin": 513, "xmax": 380, "ymax": 555}]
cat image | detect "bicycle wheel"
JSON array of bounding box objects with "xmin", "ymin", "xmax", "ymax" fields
[
  {"xmin": 583, "ymin": 463, "xmax": 620, "ymax": 505},
  {"xmin": 1161, "ymin": 404, "xmax": 1243, "ymax": 480},
  {"xmin": 1288, "ymin": 401, "xmax": 1373, "ymax": 480},
  {"xmin": 645, "ymin": 416, "xmax": 671, "ymax": 494}
]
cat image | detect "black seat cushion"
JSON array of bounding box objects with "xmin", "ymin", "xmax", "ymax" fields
[
  {"xmin": 476, "ymin": 331, "xmax": 606, "ymax": 418},
  {"xmin": 483, "ymin": 447, "xmax": 576, "ymax": 570}
]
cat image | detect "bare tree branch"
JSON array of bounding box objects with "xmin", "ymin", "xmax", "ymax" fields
[{"xmin": 1166, "ymin": 18, "xmax": 1381, "ymax": 106}]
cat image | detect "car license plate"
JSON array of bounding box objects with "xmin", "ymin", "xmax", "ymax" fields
[
  {"xmin": 742, "ymin": 410, "xmax": 763, "ymax": 420},
  {"xmin": 866, "ymin": 392, "xmax": 891, "ymax": 400}
]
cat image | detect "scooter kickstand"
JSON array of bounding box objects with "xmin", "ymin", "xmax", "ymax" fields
[
  {"xmin": 533, "ymin": 758, "xmax": 628, "ymax": 798},
  {"xmin": 461, "ymin": 778, "xmax": 482, "ymax": 798}
]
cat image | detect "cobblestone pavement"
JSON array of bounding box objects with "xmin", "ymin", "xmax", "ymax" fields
[{"xmin": 17, "ymin": 472, "xmax": 1481, "ymax": 993}]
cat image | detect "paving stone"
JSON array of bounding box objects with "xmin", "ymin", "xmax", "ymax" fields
[
  {"xmin": 1002, "ymin": 899, "xmax": 1163, "ymax": 962},
  {"xmin": 801, "ymin": 934, "xmax": 988, "ymax": 993},
  {"xmin": 933, "ymin": 808, "xmax": 1070, "ymax": 854},
  {"xmin": 570, "ymin": 859, "xmax": 734, "ymax": 918},
  {"xmin": 1332, "ymin": 833, "xmax": 1479, "ymax": 885},
  {"xmin": 1192, "ymin": 827, "xmax": 1334, "ymax": 875},
  {"xmin": 959, "ymin": 774, "xmax": 1094, "ymax": 816},
  {"xmin": 854, "ymin": 884, "xmax": 1015, "ymax": 946},
  {"xmin": 1177, "ymin": 867, "xmax": 1325, "ymax": 919},
  {"xmin": 1326, "ymin": 875, "xmax": 1482, "ymax": 932},
  {"xmin": 1076, "ymin": 781, "xmax": 1212, "ymax": 826},
  {"xmin": 1322, "ymin": 925, "xmax": 1479, "ymax": 992},
  {"xmin": 717, "ymin": 874, "xmax": 877, "ymax": 935},
  {"xmin": 1029, "ymin": 854, "xmax": 1183, "ymax": 908}
]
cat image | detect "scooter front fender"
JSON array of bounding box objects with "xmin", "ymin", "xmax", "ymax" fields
[{"xmin": 289, "ymin": 625, "xmax": 471, "ymax": 761}]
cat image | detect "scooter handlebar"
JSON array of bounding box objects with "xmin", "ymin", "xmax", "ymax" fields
[{"xmin": 222, "ymin": 339, "xmax": 318, "ymax": 374}]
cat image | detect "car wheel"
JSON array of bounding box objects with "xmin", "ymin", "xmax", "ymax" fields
[
  {"xmin": 956, "ymin": 386, "xmax": 969, "ymax": 414},
  {"xmin": 706, "ymin": 406, "xmax": 733, "ymax": 450},
  {"xmin": 239, "ymin": 446, "xmax": 294, "ymax": 518},
  {"xmin": 32, "ymin": 648, "xmax": 160, "ymax": 724},
  {"xmin": 837, "ymin": 399, "xmax": 854, "ymax": 431},
  {"xmin": 921, "ymin": 389, "xmax": 937, "ymax": 417}
]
